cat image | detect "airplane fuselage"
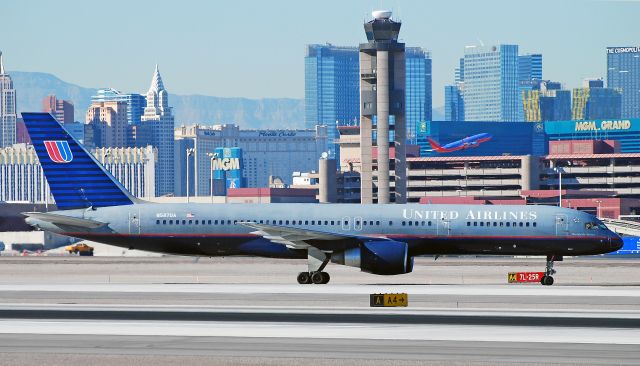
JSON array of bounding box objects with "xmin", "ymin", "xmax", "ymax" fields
[{"xmin": 29, "ymin": 203, "xmax": 621, "ymax": 259}]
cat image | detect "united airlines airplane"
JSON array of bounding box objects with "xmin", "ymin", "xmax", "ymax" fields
[{"xmin": 21, "ymin": 113, "xmax": 622, "ymax": 286}]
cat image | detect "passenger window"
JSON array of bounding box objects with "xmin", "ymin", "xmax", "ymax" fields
[
  {"xmin": 486, "ymin": 222, "xmax": 490, "ymax": 227},
  {"xmin": 473, "ymin": 222, "xmax": 477, "ymax": 226},
  {"xmin": 533, "ymin": 222, "xmax": 537, "ymax": 227},
  {"xmin": 408, "ymin": 221, "xmax": 412, "ymax": 226},
  {"xmin": 414, "ymin": 221, "xmax": 419, "ymax": 226},
  {"xmin": 480, "ymin": 222, "xmax": 484, "ymax": 227},
  {"xmin": 330, "ymin": 221, "xmax": 334, "ymax": 225},
  {"xmin": 402, "ymin": 221, "xmax": 406, "ymax": 226},
  {"xmin": 370, "ymin": 221, "xmax": 374, "ymax": 226},
  {"xmin": 227, "ymin": 220, "xmax": 231, "ymax": 225},
  {"xmin": 506, "ymin": 222, "xmax": 510, "ymax": 227},
  {"xmin": 376, "ymin": 221, "xmax": 380, "ymax": 225},
  {"xmin": 279, "ymin": 220, "xmax": 283, "ymax": 225},
  {"xmin": 195, "ymin": 220, "xmax": 199, "ymax": 224},
  {"xmin": 311, "ymin": 220, "xmax": 315, "ymax": 225},
  {"xmin": 526, "ymin": 222, "xmax": 530, "ymax": 227},
  {"xmin": 162, "ymin": 220, "xmax": 166, "ymax": 225},
  {"xmin": 493, "ymin": 222, "xmax": 497, "ymax": 227},
  {"xmin": 519, "ymin": 222, "xmax": 523, "ymax": 227},
  {"xmin": 356, "ymin": 220, "xmax": 360, "ymax": 226},
  {"xmin": 363, "ymin": 221, "xmax": 367, "ymax": 226},
  {"xmin": 389, "ymin": 221, "xmax": 393, "ymax": 226},
  {"xmin": 299, "ymin": 220, "xmax": 303, "ymax": 225},
  {"xmin": 156, "ymin": 220, "xmax": 160, "ymax": 225},
  {"xmin": 305, "ymin": 221, "xmax": 309, "ymax": 225},
  {"xmin": 499, "ymin": 222, "xmax": 504, "ymax": 227},
  {"xmin": 324, "ymin": 220, "xmax": 328, "ymax": 225},
  {"xmin": 428, "ymin": 221, "xmax": 432, "ymax": 226},
  {"xmin": 169, "ymin": 220, "xmax": 173, "ymax": 224},
  {"xmin": 467, "ymin": 222, "xmax": 471, "ymax": 226}
]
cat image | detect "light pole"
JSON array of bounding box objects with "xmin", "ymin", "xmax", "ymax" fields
[
  {"xmin": 595, "ymin": 199, "xmax": 602, "ymax": 218},
  {"xmin": 554, "ymin": 167, "xmax": 563, "ymax": 207},
  {"xmin": 186, "ymin": 148, "xmax": 195, "ymax": 202},
  {"xmin": 207, "ymin": 152, "xmax": 218, "ymax": 202}
]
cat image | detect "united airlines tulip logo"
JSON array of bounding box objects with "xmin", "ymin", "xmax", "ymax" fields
[{"xmin": 44, "ymin": 141, "xmax": 73, "ymax": 163}]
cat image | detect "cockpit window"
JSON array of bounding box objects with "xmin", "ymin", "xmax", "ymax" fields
[{"xmin": 586, "ymin": 222, "xmax": 608, "ymax": 230}]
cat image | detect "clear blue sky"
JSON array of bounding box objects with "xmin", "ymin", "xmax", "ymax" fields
[{"xmin": 2, "ymin": 0, "xmax": 638, "ymax": 106}]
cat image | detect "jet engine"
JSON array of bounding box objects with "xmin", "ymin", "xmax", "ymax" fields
[{"xmin": 331, "ymin": 241, "xmax": 414, "ymax": 275}]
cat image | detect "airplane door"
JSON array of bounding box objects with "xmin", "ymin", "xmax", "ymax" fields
[
  {"xmin": 437, "ymin": 218, "xmax": 451, "ymax": 236},
  {"xmin": 555, "ymin": 214, "xmax": 568, "ymax": 236},
  {"xmin": 341, "ymin": 216, "xmax": 351, "ymax": 231},
  {"xmin": 129, "ymin": 210, "xmax": 141, "ymax": 235}
]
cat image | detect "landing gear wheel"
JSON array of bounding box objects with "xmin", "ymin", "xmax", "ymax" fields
[
  {"xmin": 297, "ymin": 272, "xmax": 311, "ymax": 284},
  {"xmin": 541, "ymin": 275, "xmax": 554, "ymax": 286},
  {"xmin": 311, "ymin": 271, "xmax": 325, "ymax": 284},
  {"xmin": 321, "ymin": 272, "xmax": 330, "ymax": 284}
]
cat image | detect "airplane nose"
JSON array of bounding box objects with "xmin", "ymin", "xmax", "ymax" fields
[{"xmin": 609, "ymin": 234, "xmax": 623, "ymax": 251}]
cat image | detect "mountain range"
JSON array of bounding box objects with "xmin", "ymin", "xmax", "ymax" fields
[
  {"xmin": 10, "ymin": 71, "xmax": 305, "ymax": 129},
  {"xmin": 10, "ymin": 71, "xmax": 444, "ymax": 129}
]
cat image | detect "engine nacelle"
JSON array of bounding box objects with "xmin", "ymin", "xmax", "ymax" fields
[{"xmin": 331, "ymin": 241, "xmax": 414, "ymax": 275}]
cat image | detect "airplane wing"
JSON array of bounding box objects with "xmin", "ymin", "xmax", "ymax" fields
[
  {"xmin": 239, "ymin": 222, "xmax": 380, "ymax": 251},
  {"xmin": 23, "ymin": 212, "xmax": 108, "ymax": 229}
]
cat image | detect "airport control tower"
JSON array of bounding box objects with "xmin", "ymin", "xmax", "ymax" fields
[{"xmin": 359, "ymin": 10, "xmax": 406, "ymax": 204}]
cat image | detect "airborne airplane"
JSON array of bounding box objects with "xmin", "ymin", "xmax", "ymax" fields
[
  {"xmin": 427, "ymin": 133, "xmax": 493, "ymax": 153},
  {"xmin": 22, "ymin": 113, "xmax": 622, "ymax": 286}
]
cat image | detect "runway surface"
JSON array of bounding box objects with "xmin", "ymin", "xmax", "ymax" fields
[{"xmin": 0, "ymin": 256, "xmax": 639, "ymax": 365}]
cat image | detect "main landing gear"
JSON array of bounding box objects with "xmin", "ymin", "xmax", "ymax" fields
[
  {"xmin": 541, "ymin": 255, "xmax": 562, "ymax": 286},
  {"xmin": 297, "ymin": 247, "xmax": 331, "ymax": 284}
]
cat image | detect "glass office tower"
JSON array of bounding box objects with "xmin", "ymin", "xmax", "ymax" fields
[
  {"xmin": 463, "ymin": 44, "xmax": 519, "ymax": 122},
  {"xmin": 607, "ymin": 47, "xmax": 640, "ymax": 118},
  {"xmin": 405, "ymin": 47, "xmax": 432, "ymax": 144},
  {"xmin": 305, "ymin": 44, "xmax": 360, "ymax": 161}
]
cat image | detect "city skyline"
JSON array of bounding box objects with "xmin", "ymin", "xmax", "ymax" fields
[{"xmin": 2, "ymin": 0, "xmax": 639, "ymax": 108}]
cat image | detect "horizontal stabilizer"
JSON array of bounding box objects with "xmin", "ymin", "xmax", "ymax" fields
[{"xmin": 23, "ymin": 212, "xmax": 107, "ymax": 229}]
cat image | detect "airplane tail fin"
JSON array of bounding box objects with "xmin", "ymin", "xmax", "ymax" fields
[
  {"xmin": 21, "ymin": 112, "xmax": 139, "ymax": 210},
  {"xmin": 427, "ymin": 137, "xmax": 445, "ymax": 153}
]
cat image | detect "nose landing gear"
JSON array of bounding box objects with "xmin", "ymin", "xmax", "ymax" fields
[{"xmin": 541, "ymin": 255, "xmax": 562, "ymax": 286}]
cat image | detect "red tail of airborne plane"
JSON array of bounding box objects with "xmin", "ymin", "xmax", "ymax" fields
[{"xmin": 427, "ymin": 137, "xmax": 448, "ymax": 153}]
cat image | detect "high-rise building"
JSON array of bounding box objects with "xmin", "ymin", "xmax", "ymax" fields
[
  {"xmin": 446, "ymin": 58, "xmax": 465, "ymax": 121},
  {"xmin": 91, "ymin": 88, "xmax": 146, "ymax": 125},
  {"xmin": 463, "ymin": 44, "xmax": 519, "ymax": 122},
  {"xmin": 405, "ymin": 47, "xmax": 432, "ymax": 143},
  {"xmin": 607, "ymin": 47, "xmax": 640, "ymax": 118},
  {"xmin": 359, "ymin": 10, "xmax": 406, "ymax": 204},
  {"xmin": 85, "ymin": 101, "xmax": 128, "ymax": 149},
  {"xmin": 0, "ymin": 143, "xmax": 156, "ymax": 203},
  {"xmin": 444, "ymin": 85, "xmax": 464, "ymax": 121},
  {"xmin": 304, "ymin": 44, "xmax": 360, "ymax": 160},
  {"xmin": 41, "ymin": 95, "xmax": 74, "ymax": 124},
  {"xmin": 518, "ymin": 54, "xmax": 543, "ymax": 82},
  {"xmin": 0, "ymin": 51, "xmax": 17, "ymax": 148},
  {"xmin": 140, "ymin": 65, "xmax": 175, "ymax": 196},
  {"xmin": 518, "ymin": 54, "xmax": 543, "ymax": 120},
  {"xmin": 522, "ymin": 80, "xmax": 571, "ymax": 122},
  {"xmin": 174, "ymin": 124, "xmax": 327, "ymax": 194},
  {"xmin": 572, "ymin": 78, "xmax": 622, "ymax": 120}
]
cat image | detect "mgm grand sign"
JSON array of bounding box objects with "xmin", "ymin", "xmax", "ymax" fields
[{"xmin": 575, "ymin": 120, "xmax": 632, "ymax": 132}]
